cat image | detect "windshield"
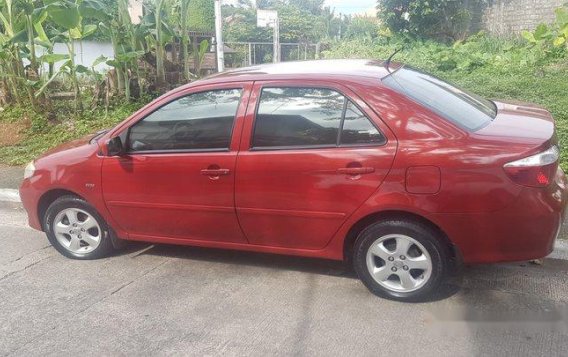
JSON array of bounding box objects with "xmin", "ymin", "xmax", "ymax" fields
[{"xmin": 382, "ymin": 67, "xmax": 496, "ymax": 131}]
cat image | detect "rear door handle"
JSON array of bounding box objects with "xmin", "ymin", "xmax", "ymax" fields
[
  {"xmin": 337, "ymin": 167, "xmax": 375, "ymax": 175},
  {"xmin": 200, "ymin": 168, "xmax": 230, "ymax": 176}
]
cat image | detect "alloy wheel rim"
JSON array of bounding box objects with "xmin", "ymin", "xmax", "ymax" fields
[
  {"xmin": 53, "ymin": 208, "xmax": 101, "ymax": 254},
  {"xmin": 366, "ymin": 234, "xmax": 432, "ymax": 293}
]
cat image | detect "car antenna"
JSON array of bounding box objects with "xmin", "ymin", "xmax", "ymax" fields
[{"xmin": 385, "ymin": 47, "xmax": 403, "ymax": 73}]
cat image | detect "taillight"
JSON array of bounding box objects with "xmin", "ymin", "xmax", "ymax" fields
[{"xmin": 504, "ymin": 146, "xmax": 559, "ymax": 187}]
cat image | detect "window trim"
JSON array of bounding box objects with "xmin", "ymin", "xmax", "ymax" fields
[
  {"xmin": 339, "ymin": 99, "xmax": 387, "ymax": 147},
  {"xmin": 126, "ymin": 88, "xmax": 244, "ymax": 154},
  {"xmin": 250, "ymin": 85, "xmax": 387, "ymax": 151}
]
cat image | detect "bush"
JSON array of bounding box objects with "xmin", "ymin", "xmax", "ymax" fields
[{"xmin": 377, "ymin": 0, "xmax": 483, "ymax": 41}]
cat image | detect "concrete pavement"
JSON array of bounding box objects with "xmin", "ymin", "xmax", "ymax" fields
[{"xmin": 1, "ymin": 204, "xmax": 568, "ymax": 356}]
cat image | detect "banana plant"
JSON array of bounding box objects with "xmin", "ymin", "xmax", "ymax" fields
[
  {"xmin": 106, "ymin": 50, "xmax": 144, "ymax": 102},
  {"xmin": 0, "ymin": 0, "xmax": 22, "ymax": 104},
  {"xmin": 1, "ymin": 0, "xmax": 42, "ymax": 108},
  {"xmin": 42, "ymin": 0, "xmax": 106, "ymax": 113}
]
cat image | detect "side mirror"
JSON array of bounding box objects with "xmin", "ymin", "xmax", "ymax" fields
[{"xmin": 107, "ymin": 136, "xmax": 125, "ymax": 156}]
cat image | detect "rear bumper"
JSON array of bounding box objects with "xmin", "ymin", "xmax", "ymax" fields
[{"xmin": 432, "ymin": 167, "xmax": 568, "ymax": 264}]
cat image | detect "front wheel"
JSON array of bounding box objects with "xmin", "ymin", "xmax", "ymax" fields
[
  {"xmin": 353, "ymin": 219, "xmax": 448, "ymax": 302},
  {"xmin": 44, "ymin": 195, "xmax": 114, "ymax": 260}
]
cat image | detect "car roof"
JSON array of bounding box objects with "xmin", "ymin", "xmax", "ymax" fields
[{"xmin": 196, "ymin": 59, "xmax": 397, "ymax": 85}]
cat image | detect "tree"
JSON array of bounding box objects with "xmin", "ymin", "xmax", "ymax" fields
[
  {"xmin": 288, "ymin": 0, "xmax": 325, "ymax": 15},
  {"xmin": 345, "ymin": 16, "xmax": 379, "ymax": 39},
  {"xmin": 377, "ymin": 0, "xmax": 479, "ymax": 40},
  {"xmin": 188, "ymin": 0, "xmax": 214, "ymax": 32}
]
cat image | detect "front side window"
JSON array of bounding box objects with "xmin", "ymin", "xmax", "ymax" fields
[
  {"xmin": 128, "ymin": 89, "xmax": 242, "ymax": 152},
  {"xmin": 382, "ymin": 67, "xmax": 496, "ymax": 131},
  {"xmin": 253, "ymin": 87, "xmax": 384, "ymax": 148}
]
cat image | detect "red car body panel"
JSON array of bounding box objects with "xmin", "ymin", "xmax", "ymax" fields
[{"xmin": 19, "ymin": 60, "xmax": 568, "ymax": 264}]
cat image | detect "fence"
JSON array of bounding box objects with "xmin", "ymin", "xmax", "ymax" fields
[{"xmin": 224, "ymin": 42, "xmax": 320, "ymax": 68}]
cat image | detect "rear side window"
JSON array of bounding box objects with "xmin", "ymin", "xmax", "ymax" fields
[
  {"xmin": 128, "ymin": 89, "xmax": 242, "ymax": 152},
  {"xmin": 382, "ymin": 67, "xmax": 496, "ymax": 131},
  {"xmin": 253, "ymin": 87, "xmax": 385, "ymax": 148},
  {"xmin": 341, "ymin": 101, "xmax": 384, "ymax": 145},
  {"xmin": 253, "ymin": 88, "xmax": 343, "ymax": 147}
]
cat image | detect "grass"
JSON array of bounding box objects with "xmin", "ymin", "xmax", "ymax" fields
[{"xmin": 0, "ymin": 101, "xmax": 145, "ymax": 165}]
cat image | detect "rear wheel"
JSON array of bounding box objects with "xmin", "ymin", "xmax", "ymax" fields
[
  {"xmin": 353, "ymin": 219, "xmax": 448, "ymax": 301},
  {"xmin": 44, "ymin": 196, "xmax": 114, "ymax": 259}
]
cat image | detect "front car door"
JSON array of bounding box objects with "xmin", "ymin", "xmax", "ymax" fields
[
  {"xmin": 235, "ymin": 81, "xmax": 397, "ymax": 250},
  {"xmin": 102, "ymin": 82, "xmax": 252, "ymax": 244}
]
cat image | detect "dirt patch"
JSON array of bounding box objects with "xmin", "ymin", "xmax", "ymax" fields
[{"xmin": 0, "ymin": 120, "xmax": 29, "ymax": 147}]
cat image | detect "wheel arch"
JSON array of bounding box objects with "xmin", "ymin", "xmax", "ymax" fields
[
  {"xmin": 37, "ymin": 189, "xmax": 85, "ymax": 230},
  {"xmin": 343, "ymin": 210, "xmax": 460, "ymax": 266}
]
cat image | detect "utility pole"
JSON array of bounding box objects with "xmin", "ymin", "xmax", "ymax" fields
[{"xmin": 214, "ymin": 0, "xmax": 224, "ymax": 72}]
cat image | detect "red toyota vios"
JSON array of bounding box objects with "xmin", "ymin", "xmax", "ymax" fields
[{"xmin": 19, "ymin": 60, "xmax": 567, "ymax": 301}]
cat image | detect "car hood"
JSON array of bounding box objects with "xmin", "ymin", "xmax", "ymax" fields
[
  {"xmin": 36, "ymin": 133, "xmax": 102, "ymax": 167},
  {"xmin": 39, "ymin": 134, "xmax": 93, "ymax": 158}
]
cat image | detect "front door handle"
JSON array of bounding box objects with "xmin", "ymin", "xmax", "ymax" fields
[
  {"xmin": 337, "ymin": 167, "xmax": 375, "ymax": 175},
  {"xmin": 201, "ymin": 168, "xmax": 230, "ymax": 176}
]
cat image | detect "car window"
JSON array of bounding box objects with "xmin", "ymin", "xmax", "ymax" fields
[
  {"xmin": 253, "ymin": 87, "xmax": 344, "ymax": 148},
  {"xmin": 128, "ymin": 89, "xmax": 242, "ymax": 152},
  {"xmin": 382, "ymin": 67, "xmax": 496, "ymax": 131},
  {"xmin": 341, "ymin": 101, "xmax": 385, "ymax": 145}
]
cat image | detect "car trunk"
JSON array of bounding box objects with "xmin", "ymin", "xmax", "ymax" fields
[
  {"xmin": 472, "ymin": 100, "xmax": 559, "ymax": 187},
  {"xmin": 474, "ymin": 100, "xmax": 557, "ymax": 152}
]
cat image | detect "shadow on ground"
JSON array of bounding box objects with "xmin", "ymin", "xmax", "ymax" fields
[{"xmin": 121, "ymin": 242, "xmax": 469, "ymax": 302}]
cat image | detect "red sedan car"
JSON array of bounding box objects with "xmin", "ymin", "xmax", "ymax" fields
[{"xmin": 19, "ymin": 60, "xmax": 567, "ymax": 301}]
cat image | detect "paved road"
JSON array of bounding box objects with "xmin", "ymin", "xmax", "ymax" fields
[{"xmin": 1, "ymin": 203, "xmax": 568, "ymax": 356}]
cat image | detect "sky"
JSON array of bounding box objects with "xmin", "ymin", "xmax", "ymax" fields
[{"xmin": 324, "ymin": 0, "xmax": 377, "ymax": 16}]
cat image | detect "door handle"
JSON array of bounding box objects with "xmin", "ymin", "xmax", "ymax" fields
[
  {"xmin": 337, "ymin": 167, "xmax": 375, "ymax": 175},
  {"xmin": 201, "ymin": 168, "xmax": 230, "ymax": 176}
]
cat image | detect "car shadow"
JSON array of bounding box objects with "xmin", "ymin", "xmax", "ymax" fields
[{"xmin": 116, "ymin": 242, "xmax": 461, "ymax": 302}]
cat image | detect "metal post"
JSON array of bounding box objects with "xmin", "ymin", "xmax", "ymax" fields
[
  {"xmin": 214, "ymin": 0, "xmax": 224, "ymax": 72},
  {"xmin": 272, "ymin": 18, "xmax": 279, "ymax": 63},
  {"xmin": 248, "ymin": 43, "xmax": 252, "ymax": 66}
]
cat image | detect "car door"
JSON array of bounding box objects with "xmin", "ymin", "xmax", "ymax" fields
[
  {"xmin": 235, "ymin": 81, "xmax": 397, "ymax": 250},
  {"xmin": 102, "ymin": 82, "xmax": 252, "ymax": 243}
]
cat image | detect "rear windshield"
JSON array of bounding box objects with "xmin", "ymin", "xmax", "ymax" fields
[{"xmin": 382, "ymin": 67, "xmax": 496, "ymax": 131}]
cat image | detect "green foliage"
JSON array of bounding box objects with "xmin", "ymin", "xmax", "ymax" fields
[
  {"xmin": 276, "ymin": 4, "xmax": 324, "ymax": 43},
  {"xmin": 0, "ymin": 100, "xmax": 146, "ymax": 165},
  {"xmin": 44, "ymin": 0, "xmax": 81, "ymax": 30},
  {"xmin": 223, "ymin": 1, "xmax": 330, "ymax": 42},
  {"xmin": 188, "ymin": 0, "xmax": 214, "ymax": 32},
  {"xmin": 377, "ymin": 0, "xmax": 482, "ymax": 40},
  {"xmin": 344, "ymin": 16, "xmax": 379, "ymax": 40},
  {"xmin": 521, "ymin": 6, "xmax": 568, "ymax": 52}
]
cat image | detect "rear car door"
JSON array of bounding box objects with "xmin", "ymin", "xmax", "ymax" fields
[
  {"xmin": 235, "ymin": 81, "xmax": 397, "ymax": 250},
  {"xmin": 102, "ymin": 82, "xmax": 252, "ymax": 243}
]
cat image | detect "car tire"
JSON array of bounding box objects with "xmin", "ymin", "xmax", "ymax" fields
[
  {"xmin": 353, "ymin": 219, "xmax": 448, "ymax": 302},
  {"xmin": 44, "ymin": 195, "xmax": 114, "ymax": 260}
]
